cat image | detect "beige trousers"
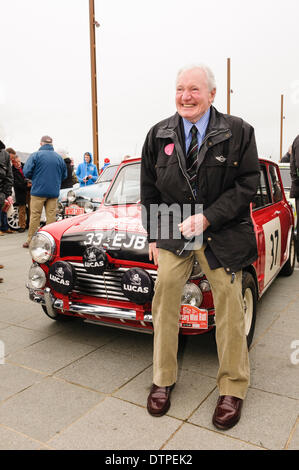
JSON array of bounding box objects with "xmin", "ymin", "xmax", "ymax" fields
[
  {"xmin": 152, "ymin": 247, "xmax": 250, "ymax": 399},
  {"xmin": 27, "ymin": 196, "xmax": 57, "ymax": 243}
]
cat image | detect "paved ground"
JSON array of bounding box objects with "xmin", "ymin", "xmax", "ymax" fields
[{"xmin": 0, "ymin": 231, "xmax": 298, "ymax": 451}]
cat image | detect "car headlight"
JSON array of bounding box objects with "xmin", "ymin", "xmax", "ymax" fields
[
  {"xmin": 84, "ymin": 201, "xmax": 94, "ymax": 213},
  {"xmin": 67, "ymin": 190, "xmax": 76, "ymax": 204},
  {"xmin": 181, "ymin": 282, "xmax": 203, "ymax": 307},
  {"xmin": 29, "ymin": 232, "xmax": 56, "ymax": 264},
  {"xmin": 28, "ymin": 263, "xmax": 46, "ymax": 289}
]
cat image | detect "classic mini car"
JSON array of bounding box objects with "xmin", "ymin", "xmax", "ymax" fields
[
  {"xmin": 26, "ymin": 157, "xmax": 295, "ymax": 347},
  {"xmin": 57, "ymin": 164, "xmax": 118, "ymax": 219}
]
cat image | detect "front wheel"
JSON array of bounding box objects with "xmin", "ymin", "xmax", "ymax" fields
[{"xmin": 242, "ymin": 271, "xmax": 257, "ymax": 348}]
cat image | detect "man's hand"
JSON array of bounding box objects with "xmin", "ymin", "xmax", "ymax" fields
[
  {"xmin": 149, "ymin": 242, "xmax": 159, "ymax": 266},
  {"xmin": 178, "ymin": 213, "xmax": 210, "ymax": 239}
]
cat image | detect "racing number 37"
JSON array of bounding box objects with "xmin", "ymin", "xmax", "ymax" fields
[
  {"xmin": 270, "ymin": 229, "xmax": 279, "ymax": 270},
  {"xmin": 262, "ymin": 218, "xmax": 281, "ymax": 286}
]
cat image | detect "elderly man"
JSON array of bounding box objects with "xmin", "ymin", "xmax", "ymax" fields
[
  {"xmin": 141, "ymin": 65, "xmax": 260, "ymax": 429},
  {"xmin": 23, "ymin": 135, "xmax": 67, "ymax": 248}
]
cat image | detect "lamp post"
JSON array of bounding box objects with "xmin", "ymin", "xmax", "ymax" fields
[
  {"xmin": 89, "ymin": 0, "xmax": 99, "ymax": 170},
  {"xmin": 279, "ymin": 94, "xmax": 284, "ymax": 162},
  {"xmin": 227, "ymin": 58, "xmax": 231, "ymax": 115}
]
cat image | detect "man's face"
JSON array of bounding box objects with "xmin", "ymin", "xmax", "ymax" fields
[
  {"xmin": 175, "ymin": 69, "xmax": 216, "ymax": 123},
  {"xmin": 9, "ymin": 153, "xmax": 16, "ymax": 162},
  {"xmin": 84, "ymin": 154, "xmax": 91, "ymax": 163}
]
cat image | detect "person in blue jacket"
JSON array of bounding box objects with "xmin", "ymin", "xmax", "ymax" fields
[
  {"xmin": 22, "ymin": 135, "xmax": 67, "ymax": 248},
  {"xmin": 76, "ymin": 152, "xmax": 98, "ymax": 187}
]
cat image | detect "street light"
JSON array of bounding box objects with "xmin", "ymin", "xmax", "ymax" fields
[{"xmin": 89, "ymin": 0, "xmax": 99, "ymax": 170}]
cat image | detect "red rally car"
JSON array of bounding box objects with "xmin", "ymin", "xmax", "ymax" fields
[{"xmin": 26, "ymin": 157, "xmax": 295, "ymax": 347}]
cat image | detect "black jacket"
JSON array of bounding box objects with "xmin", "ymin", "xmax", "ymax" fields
[
  {"xmin": 290, "ymin": 135, "xmax": 299, "ymax": 199},
  {"xmin": 12, "ymin": 163, "xmax": 29, "ymax": 205},
  {"xmin": 0, "ymin": 141, "xmax": 13, "ymax": 208},
  {"xmin": 141, "ymin": 106, "xmax": 260, "ymax": 273},
  {"xmin": 61, "ymin": 157, "xmax": 73, "ymax": 189}
]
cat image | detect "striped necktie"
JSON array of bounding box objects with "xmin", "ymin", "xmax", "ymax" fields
[{"xmin": 186, "ymin": 125, "xmax": 198, "ymax": 184}]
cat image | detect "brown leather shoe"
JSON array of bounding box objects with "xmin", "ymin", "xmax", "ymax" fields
[
  {"xmin": 23, "ymin": 242, "xmax": 29, "ymax": 248},
  {"xmin": 0, "ymin": 265, "xmax": 3, "ymax": 269},
  {"xmin": 147, "ymin": 383, "xmax": 175, "ymax": 417},
  {"xmin": 212, "ymin": 395, "xmax": 243, "ymax": 430}
]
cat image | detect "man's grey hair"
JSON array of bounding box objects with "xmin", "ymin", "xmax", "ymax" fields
[{"xmin": 176, "ymin": 64, "xmax": 216, "ymax": 91}]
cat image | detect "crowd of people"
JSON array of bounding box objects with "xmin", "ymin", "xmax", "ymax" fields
[{"xmin": 0, "ymin": 135, "xmax": 110, "ymax": 282}]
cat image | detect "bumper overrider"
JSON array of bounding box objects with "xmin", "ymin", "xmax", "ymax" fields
[{"xmin": 27, "ymin": 234, "xmax": 215, "ymax": 333}]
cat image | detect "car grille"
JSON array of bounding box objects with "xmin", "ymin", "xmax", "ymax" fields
[{"xmin": 69, "ymin": 262, "xmax": 157, "ymax": 302}]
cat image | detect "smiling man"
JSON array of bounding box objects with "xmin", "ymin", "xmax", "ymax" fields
[{"xmin": 141, "ymin": 64, "xmax": 260, "ymax": 429}]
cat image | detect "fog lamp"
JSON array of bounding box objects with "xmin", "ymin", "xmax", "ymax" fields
[
  {"xmin": 181, "ymin": 283, "xmax": 203, "ymax": 307},
  {"xmin": 189, "ymin": 260, "xmax": 204, "ymax": 279},
  {"xmin": 67, "ymin": 190, "xmax": 76, "ymax": 204},
  {"xmin": 84, "ymin": 201, "xmax": 94, "ymax": 213},
  {"xmin": 57, "ymin": 202, "xmax": 64, "ymax": 214},
  {"xmin": 28, "ymin": 263, "xmax": 46, "ymax": 289}
]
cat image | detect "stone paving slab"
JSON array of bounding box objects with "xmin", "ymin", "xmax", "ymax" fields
[
  {"xmin": 0, "ymin": 425, "xmax": 49, "ymax": 450},
  {"xmin": 54, "ymin": 345, "xmax": 153, "ymax": 394},
  {"xmin": 188, "ymin": 388, "xmax": 299, "ymax": 450},
  {"xmin": 48, "ymin": 397, "xmax": 181, "ymax": 450},
  {"xmin": 7, "ymin": 333, "xmax": 99, "ymax": 374},
  {"xmin": 164, "ymin": 422, "xmax": 263, "ymax": 450},
  {"xmin": 0, "ymin": 376, "xmax": 104, "ymax": 442},
  {"xmin": 0, "ymin": 233, "xmax": 298, "ymax": 450}
]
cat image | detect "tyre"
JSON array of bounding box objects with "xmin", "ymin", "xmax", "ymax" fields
[
  {"xmin": 41, "ymin": 305, "xmax": 75, "ymax": 322},
  {"xmin": 242, "ymin": 271, "xmax": 257, "ymax": 348},
  {"xmin": 280, "ymin": 230, "xmax": 296, "ymax": 276},
  {"xmin": 7, "ymin": 204, "xmax": 20, "ymax": 230}
]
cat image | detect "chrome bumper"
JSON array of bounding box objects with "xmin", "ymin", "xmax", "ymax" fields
[{"xmin": 27, "ymin": 285, "xmax": 152, "ymax": 323}]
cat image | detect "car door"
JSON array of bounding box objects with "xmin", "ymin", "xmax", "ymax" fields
[{"xmin": 252, "ymin": 162, "xmax": 283, "ymax": 293}]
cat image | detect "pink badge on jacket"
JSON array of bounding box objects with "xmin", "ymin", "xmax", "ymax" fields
[{"xmin": 164, "ymin": 143, "xmax": 174, "ymax": 156}]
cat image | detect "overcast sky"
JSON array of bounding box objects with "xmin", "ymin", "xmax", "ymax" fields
[{"xmin": 1, "ymin": 0, "xmax": 299, "ymax": 166}]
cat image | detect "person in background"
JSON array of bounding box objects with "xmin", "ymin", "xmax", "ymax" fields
[
  {"xmin": 0, "ymin": 146, "xmax": 16, "ymax": 233},
  {"xmin": 57, "ymin": 149, "xmax": 73, "ymax": 189},
  {"xmin": 6, "ymin": 147, "xmax": 16, "ymax": 163},
  {"xmin": 76, "ymin": 152, "xmax": 98, "ymax": 186},
  {"xmin": 281, "ymin": 145, "xmax": 292, "ymax": 163},
  {"xmin": 290, "ymin": 135, "xmax": 299, "ymax": 261},
  {"xmin": 12, "ymin": 156, "xmax": 30, "ymax": 233},
  {"xmin": 22, "ymin": 135, "xmax": 67, "ymax": 248},
  {"xmin": 0, "ymin": 139, "xmax": 14, "ymax": 282},
  {"xmin": 100, "ymin": 157, "xmax": 111, "ymax": 174}
]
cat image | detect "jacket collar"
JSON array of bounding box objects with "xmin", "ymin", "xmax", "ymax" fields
[
  {"xmin": 39, "ymin": 144, "xmax": 54, "ymax": 151},
  {"xmin": 158, "ymin": 106, "xmax": 230, "ymax": 136}
]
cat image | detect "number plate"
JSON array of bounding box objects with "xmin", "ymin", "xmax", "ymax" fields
[
  {"xmin": 65, "ymin": 205, "xmax": 85, "ymax": 216},
  {"xmin": 179, "ymin": 305, "xmax": 208, "ymax": 329}
]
